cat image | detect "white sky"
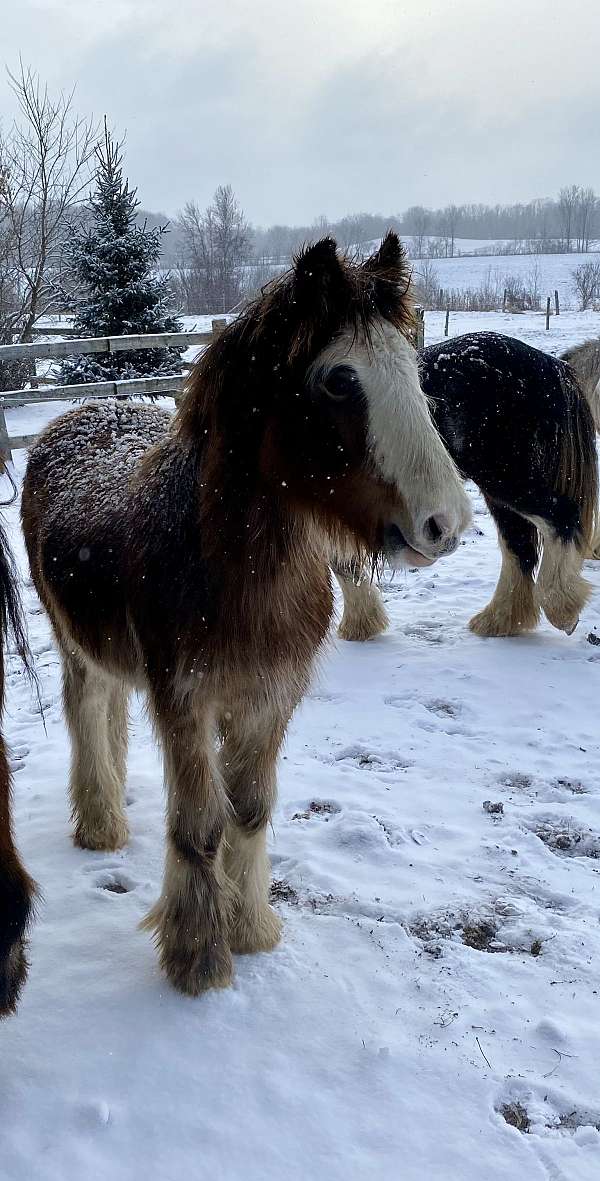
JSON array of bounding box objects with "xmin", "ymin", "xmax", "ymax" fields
[{"xmin": 2, "ymin": 0, "xmax": 599, "ymax": 224}]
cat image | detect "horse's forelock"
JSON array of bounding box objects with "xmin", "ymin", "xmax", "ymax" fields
[{"xmin": 180, "ymin": 240, "xmax": 414, "ymax": 437}]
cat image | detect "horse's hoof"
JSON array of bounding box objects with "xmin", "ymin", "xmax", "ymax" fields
[
  {"xmin": 73, "ymin": 816, "xmax": 129, "ymax": 852},
  {"xmin": 141, "ymin": 900, "xmax": 234, "ymax": 995},
  {"xmin": 565, "ymin": 617, "xmax": 579, "ymax": 636},
  {"xmin": 468, "ymin": 608, "xmax": 516, "ymax": 638},
  {"xmin": 229, "ymin": 906, "xmax": 282, "ymax": 954}
]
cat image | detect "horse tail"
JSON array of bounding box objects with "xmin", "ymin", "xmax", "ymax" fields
[
  {"xmin": 555, "ymin": 367, "xmax": 598, "ymax": 557},
  {"xmin": 0, "ymin": 506, "xmax": 36, "ymax": 1017},
  {"xmin": 561, "ymin": 340, "xmax": 600, "ymax": 433}
]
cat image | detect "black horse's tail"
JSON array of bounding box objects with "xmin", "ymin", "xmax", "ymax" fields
[
  {"xmin": 0, "ymin": 509, "xmax": 36, "ymax": 1017},
  {"xmin": 561, "ymin": 339, "xmax": 600, "ymax": 433},
  {"xmin": 555, "ymin": 366, "xmax": 598, "ymax": 556}
]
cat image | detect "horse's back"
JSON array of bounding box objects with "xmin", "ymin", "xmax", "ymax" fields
[
  {"xmin": 421, "ymin": 332, "xmax": 572, "ymax": 427},
  {"xmin": 420, "ymin": 331, "xmax": 581, "ymax": 482},
  {"xmin": 25, "ymin": 400, "xmax": 170, "ymax": 506},
  {"xmin": 22, "ymin": 400, "xmax": 172, "ymax": 671}
]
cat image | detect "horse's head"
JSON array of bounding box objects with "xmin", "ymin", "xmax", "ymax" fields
[{"xmin": 183, "ymin": 232, "xmax": 471, "ymax": 567}]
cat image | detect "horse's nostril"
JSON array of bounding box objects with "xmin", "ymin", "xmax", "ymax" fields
[{"xmin": 425, "ymin": 515, "xmax": 444, "ymax": 543}]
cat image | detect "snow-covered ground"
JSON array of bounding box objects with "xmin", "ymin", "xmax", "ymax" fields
[
  {"xmin": 413, "ymin": 253, "xmax": 600, "ymax": 310},
  {"xmin": 425, "ymin": 308, "xmax": 600, "ymax": 353},
  {"xmin": 3, "ymin": 312, "xmax": 600, "ymax": 1180}
]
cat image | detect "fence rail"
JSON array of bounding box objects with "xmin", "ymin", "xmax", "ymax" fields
[
  {"xmin": 0, "ymin": 308, "xmax": 425, "ymax": 460},
  {"xmin": 0, "ymin": 320, "xmax": 228, "ymax": 460}
]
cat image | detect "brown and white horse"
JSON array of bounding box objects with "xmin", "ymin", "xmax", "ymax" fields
[
  {"xmin": 0, "ymin": 510, "xmax": 35, "ymax": 1016},
  {"xmin": 21, "ymin": 233, "xmax": 471, "ymax": 997}
]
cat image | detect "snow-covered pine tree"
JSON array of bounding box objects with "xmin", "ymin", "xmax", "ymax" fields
[{"xmin": 59, "ymin": 121, "xmax": 183, "ymax": 386}]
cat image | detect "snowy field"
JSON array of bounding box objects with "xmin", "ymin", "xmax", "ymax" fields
[
  {"xmin": 413, "ymin": 252, "xmax": 600, "ymax": 310},
  {"xmin": 2, "ymin": 312, "xmax": 600, "ymax": 1180}
]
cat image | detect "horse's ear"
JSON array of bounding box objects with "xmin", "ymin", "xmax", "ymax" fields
[
  {"xmin": 361, "ymin": 231, "xmax": 412, "ymax": 320},
  {"xmin": 292, "ymin": 237, "xmax": 349, "ymax": 309}
]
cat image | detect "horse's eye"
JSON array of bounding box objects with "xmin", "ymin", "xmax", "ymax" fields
[{"xmin": 320, "ymin": 365, "xmax": 361, "ymax": 403}]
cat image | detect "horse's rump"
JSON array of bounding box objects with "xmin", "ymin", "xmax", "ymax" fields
[{"xmin": 561, "ymin": 338, "xmax": 600, "ymax": 433}]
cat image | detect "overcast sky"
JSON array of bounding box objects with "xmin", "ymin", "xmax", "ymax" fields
[{"xmin": 2, "ymin": 0, "xmax": 599, "ymax": 225}]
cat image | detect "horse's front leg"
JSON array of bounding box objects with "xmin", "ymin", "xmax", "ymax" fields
[
  {"xmin": 220, "ymin": 705, "xmax": 287, "ymax": 955},
  {"xmin": 143, "ymin": 693, "xmax": 234, "ymax": 995}
]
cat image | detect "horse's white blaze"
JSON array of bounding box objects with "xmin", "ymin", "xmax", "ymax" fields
[{"xmin": 314, "ymin": 322, "xmax": 472, "ymax": 561}]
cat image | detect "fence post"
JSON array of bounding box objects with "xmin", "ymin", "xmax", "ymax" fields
[
  {"xmin": 444, "ymin": 308, "xmax": 450, "ymax": 337},
  {"xmin": 545, "ymin": 296, "xmax": 551, "ymax": 330},
  {"xmin": 554, "ymin": 289, "xmax": 560, "ymax": 316},
  {"xmin": 212, "ymin": 318, "xmax": 227, "ymax": 337},
  {"xmin": 414, "ymin": 307, "xmax": 425, "ymax": 350},
  {"xmin": 0, "ymin": 408, "xmax": 12, "ymax": 464},
  {"xmin": 503, "ymin": 288, "xmax": 507, "ymax": 312}
]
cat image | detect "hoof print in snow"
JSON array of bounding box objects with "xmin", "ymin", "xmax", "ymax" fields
[
  {"xmin": 553, "ymin": 777, "xmax": 586, "ymax": 795},
  {"xmin": 499, "ymin": 1102, "xmax": 531, "ymax": 1134},
  {"xmin": 411, "ymin": 908, "xmax": 545, "ymax": 959},
  {"xmin": 483, "ymin": 800, "xmax": 504, "ymax": 815},
  {"xmin": 291, "ymin": 800, "xmax": 341, "ymax": 821},
  {"xmin": 498, "ymin": 771, "xmax": 532, "ymax": 792},
  {"xmin": 425, "ymin": 699, "xmax": 461, "ymax": 719},
  {"xmin": 462, "ymin": 920, "xmax": 505, "ymax": 953},
  {"xmin": 95, "ymin": 872, "xmax": 133, "ymax": 895},
  {"xmin": 498, "ymin": 1089, "xmax": 600, "ymax": 1138},
  {"xmin": 334, "ymin": 745, "xmax": 412, "ymax": 774},
  {"xmin": 401, "ymin": 622, "xmax": 446, "ymax": 645},
  {"xmin": 533, "ymin": 819, "xmax": 600, "ymax": 860}
]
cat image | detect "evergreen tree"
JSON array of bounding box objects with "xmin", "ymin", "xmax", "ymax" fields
[{"xmin": 60, "ymin": 121, "xmax": 183, "ymax": 385}]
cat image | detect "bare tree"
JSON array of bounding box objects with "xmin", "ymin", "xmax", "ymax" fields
[
  {"xmin": 572, "ymin": 261, "xmax": 600, "ymax": 310},
  {"xmin": 175, "ymin": 185, "xmax": 251, "ymax": 314},
  {"xmin": 576, "ymin": 187, "xmax": 597, "ymax": 252},
  {"xmin": 404, "ymin": 206, "xmax": 430, "ymax": 258},
  {"xmin": 558, "ymin": 185, "xmax": 580, "ymax": 252},
  {"xmin": 0, "ymin": 64, "xmax": 96, "ymax": 387},
  {"xmin": 412, "ymin": 258, "xmax": 440, "ymax": 309},
  {"xmin": 440, "ymin": 204, "xmax": 460, "ymax": 257}
]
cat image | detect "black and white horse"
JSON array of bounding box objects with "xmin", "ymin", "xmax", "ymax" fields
[{"xmin": 335, "ymin": 331, "xmax": 598, "ymax": 640}]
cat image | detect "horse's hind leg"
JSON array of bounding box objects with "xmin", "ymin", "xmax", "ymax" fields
[
  {"xmin": 0, "ymin": 739, "xmax": 35, "ymax": 1016},
  {"xmin": 220, "ymin": 706, "xmax": 285, "ymax": 955},
  {"xmin": 143, "ymin": 693, "xmax": 233, "ymax": 995},
  {"xmin": 333, "ymin": 560, "xmax": 389, "ymax": 642},
  {"xmin": 536, "ymin": 531, "xmax": 592, "ymax": 634},
  {"xmin": 60, "ymin": 644, "xmax": 129, "ymax": 851},
  {"xmin": 469, "ymin": 503, "xmax": 540, "ymax": 637}
]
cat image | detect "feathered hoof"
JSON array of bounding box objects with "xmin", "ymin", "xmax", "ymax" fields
[
  {"xmin": 229, "ymin": 906, "xmax": 282, "ymax": 955},
  {"xmin": 469, "ymin": 606, "xmax": 533, "ymax": 638},
  {"xmin": 543, "ymin": 607, "xmax": 580, "ymax": 636},
  {"xmin": 73, "ymin": 814, "xmax": 129, "ymax": 852},
  {"xmin": 337, "ymin": 594, "xmax": 390, "ymax": 642},
  {"xmin": 141, "ymin": 899, "xmax": 233, "ymax": 996}
]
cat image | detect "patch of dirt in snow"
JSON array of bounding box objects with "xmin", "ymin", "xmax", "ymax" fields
[
  {"xmin": 290, "ymin": 799, "xmax": 341, "ymax": 821},
  {"xmin": 410, "ymin": 904, "xmax": 547, "ymax": 958},
  {"xmin": 532, "ymin": 818, "xmax": 600, "ymax": 860}
]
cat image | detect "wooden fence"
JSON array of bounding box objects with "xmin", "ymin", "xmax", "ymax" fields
[
  {"xmin": 0, "ymin": 319, "xmax": 228, "ymax": 459},
  {"xmin": 0, "ymin": 308, "xmax": 425, "ymax": 460}
]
